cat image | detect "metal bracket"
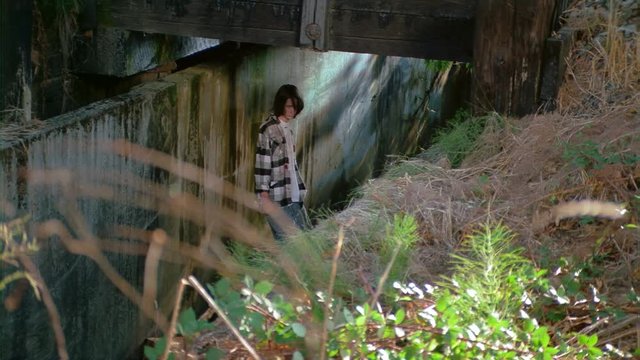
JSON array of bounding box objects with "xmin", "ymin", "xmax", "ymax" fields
[{"xmin": 299, "ymin": 0, "xmax": 327, "ymax": 50}]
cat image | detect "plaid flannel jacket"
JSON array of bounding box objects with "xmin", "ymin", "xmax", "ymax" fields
[{"xmin": 254, "ymin": 115, "xmax": 307, "ymax": 206}]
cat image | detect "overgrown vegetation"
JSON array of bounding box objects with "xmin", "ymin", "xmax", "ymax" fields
[
  {"xmin": 562, "ymin": 137, "xmax": 640, "ymax": 170},
  {"xmin": 0, "ymin": 215, "xmax": 38, "ymax": 294},
  {"xmin": 420, "ymin": 109, "xmax": 505, "ymax": 168},
  {"xmin": 425, "ymin": 60, "xmax": 453, "ymax": 74},
  {"xmin": 2, "ymin": 1, "xmax": 639, "ymax": 359},
  {"xmin": 32, "ymin": 0, "xmax": 82, "ymax": 114},
  {"xmin": 146, "ymin": 222, "xmax": 635, "ymax": 359}
]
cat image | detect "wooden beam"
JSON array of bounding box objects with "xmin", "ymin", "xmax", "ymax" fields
[
  {"xmin": 329, "ymin": 6, "xmax": 474, "ymax": 61},
  {"xmin": 471, "ymin": 0, "xmax": 556, "ymax": 116},
  {"xmin": 98, "ymin": 0, "xmax": 476, "ymax": 61},
  {"xmin": 328, "ymin": 0, "xmax": 474, "ymax": 61},
  {"xmin": 101, "ymin": 0, "xmax": 302, "ymax": 47}
]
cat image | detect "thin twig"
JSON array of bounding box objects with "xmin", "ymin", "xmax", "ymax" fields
[
  {"xmin": 596, "ymin": 315, "xmax": 640, "ymax": 339},
  {"xmin": 18, "ymin": 255, "xmax": 69, "ymax": 360},
  {"xmin": 143, "ymin": 229, "xmax": 167, "ymax": 325},
  {"xmin": 609, "ymin": 236, "xmax": 635, "ymax": 288},
  {"xmin": 102, "ymin": 140, "xmax": 259, "ymax": 212},
  {"xmin": 370, "ymin": 245, "xmax": 401, "ymax": 310},
  {"xmin": 320, "ymin": 225, "xmax": 346, "ymax": 360},
  {"xmin": 37, "ymin": 220, "xmax": 169, "ymax": 331},
  {"xmin": 186, "ymin": 275, "xmax": 263, "ymax": 360},
  {"xmin": 160, "ymin": 278, "xmax": 188, "ymax": 360}
]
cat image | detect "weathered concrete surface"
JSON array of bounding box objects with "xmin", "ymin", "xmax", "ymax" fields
[
  {"xmin": 0, "ymin": 46, "xmax": 469, "ymax": 359},
  {"xmin": 74, "ymin": 27, "xmax": 220, "ymax": 77},
  {"xmin": 0, "ymin": 81, "xmax": 178, "ymax": 359},
  {"xmin": 232, "ymin": 47, "xmax": 469, "ymax": 208}
]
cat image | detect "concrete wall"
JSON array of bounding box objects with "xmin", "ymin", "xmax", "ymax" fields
[{"xmin": 0, "ymin": 46, "xmax": 468, "ymax": 358}]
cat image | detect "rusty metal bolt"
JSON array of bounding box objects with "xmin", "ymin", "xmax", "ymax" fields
[{"xmin": 305, "ymin": 23, "xmax": 322, "ymax": 41}]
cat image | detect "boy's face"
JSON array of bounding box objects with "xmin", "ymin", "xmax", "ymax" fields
[{"xmin": 283, "ymin": 98, "xmax": 297, "ymax": 121}]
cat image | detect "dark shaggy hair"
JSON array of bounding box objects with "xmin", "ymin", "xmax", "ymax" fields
[{"xmin": 273, "ymin": 84, "xmax": 304, "ymax": 117}]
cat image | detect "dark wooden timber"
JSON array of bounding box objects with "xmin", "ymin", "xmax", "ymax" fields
[
  {"xmin": 102, "ymin": 0, "xmax": 302, "ymax": 47},
  {"xmin": 327, "ymin": 0, "xmax": 475, "ymax": 61},
  {"xmin": 94, "ymin": 0, "xmax": 569, "ymax": 116},
  {"xmin": 98, "ymin": 0, "xmax": 475, "ymax": 62},
  {"xmin": 471, "ymin": 0, "xmax": 556, "ymax": 116},
  {"xmin": 0, "ymin": 0, "xmax": 32, "ymax": 123},
  {"xmin": 79, "ymin": 0, "xmax": 97, "ymax": 31},
  {"xmin": 539, "ymin": 27, "xmax": 577, "ymax": 111}
]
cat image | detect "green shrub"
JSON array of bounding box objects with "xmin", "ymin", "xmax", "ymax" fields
[
  {"xmin": 562, "ymin": 138, "xmax": 640, "ymax": 170},
  {"xmin": 155, "ymin": 223, "xmax": 632, "ymax": 359},
  {"xmin": 0, "ymin": 215, "xmax": 38, "ymax": 294},
  {"xmin": 432, "ymin": 110, "xmax": 492, "ymax": 168}
]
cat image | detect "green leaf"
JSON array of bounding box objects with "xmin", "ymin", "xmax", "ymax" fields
[
  {"xmin": 292, "ymin": 351, "xmax": 304, "ymax": 360},
  {"xmin": 195, "ymin": 321, "xmax": 214, "ymax": 332},
  {"xmin": 343, "ymin": 308, "xmax": 355, "ymax": 324},
  {"xmin": 426, "ymin": 338, "xmax": 439, "ymax": 351},
  {"xmin": 370, "ymin": 311, "xmax": 385, "ymax": 325},
  {"xmin": 523, "ymin": 319, "xmax": 535, "ymax": 332},
  {"xmin": 143, "ymin": 346, "xmax": 159, "ymax": 360},
  {"xmin": 177, "ymin": 308, "xmax": 197, "ymax": 335},
  {"xmin": 311, "ymin": 299, "xmax": 325, "ymax": 322},
  {"xmin": 562, "ymin": 278, "xmax": 581, "ymax": 296},
  {"xmin": 211, "ymin": 278, "xmax": 230, "ymax": 295},
  {"xmin": 246, "ymin": 312, "xmax": 265, "ymax": 336},
  {"xmin": 254, "ymin": 280, "xmax": 273, "ymax": 296},
  {"xmin": 542, "ymin": 347, "xmax": 558, "ymax": 359},
  {"xmin": 291, "ymin": 322, "xmax": 306, "ymax": 337},
  {"xmin": 226, "ymin": 305, "xmax": 247, "ymax": 325},
  {"xmin": 578, "ymin": 334, "xmax": 598, "ymax": 347},
  {"xmin": 144, "ymin": 338, "xmax": 167, "ymax": 360},
  {"xmin": 243, "ymin": 275, "xmax": 254, "ymax": 289},
  {"xmin": 395, "ymin": 308, "xmax": 406, "ymax": 324},
  {"xmin": 533, "ymin": 327, "xmax": 550, "ymax": 348},
  {"xmin": 205, "ymin": 348, "xmax": 226, "ymax": 360},
  {"xmin": 589, "ymin": 346, "xmax": 603, "ymax": 357}
]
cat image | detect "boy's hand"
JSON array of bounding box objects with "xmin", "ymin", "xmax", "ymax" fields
[{"xmin": 259, "ymin": 192, "xmax": 277, "ymax": 214}]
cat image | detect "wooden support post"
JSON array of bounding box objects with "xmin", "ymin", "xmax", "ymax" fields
[
  {"xmin": 471, "ymin": 0, "xmax": 556, "ymax": 116},
  {"xmin": 299, "ymin": 0, "xmax": 328, "ymax": 50},
  {"xmin": 79, "ymin": 0, "xmax": 97, "ymax": 31},
  {"xmin": 0, "ymin": 0, "xmax": 32, "ymax": 123},
  {"xmin": 539, "ymin": 27, "xmax": 576, "ymax": 111}
]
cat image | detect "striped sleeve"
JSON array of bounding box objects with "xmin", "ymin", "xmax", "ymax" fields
[{"xmin": 254, "ymin": 130, "xmax": 272, "ymax": 193}]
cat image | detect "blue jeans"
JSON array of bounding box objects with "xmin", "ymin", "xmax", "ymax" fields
[{"xmin": 266, "ymin": 202, "xmax": 311, "ymax": 241}]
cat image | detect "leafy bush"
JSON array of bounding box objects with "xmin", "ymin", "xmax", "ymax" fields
[
  {"xmin": 431, "ymin": 110, "xmax": 499, "ymax": 168},
  {"xmin": 562, "ymin": 139, "xmax": 640, "ymax": 170},
  {"xmin": 153, "ymin": 223, "xmax": 632, "ymax": 359},
  {"xmin": 425, "ymin": 60, "xmax": 453, "ymax": 73},
  {"xmin": 0, "ymin": 215, "xmax": 38, "ymax": 294}
]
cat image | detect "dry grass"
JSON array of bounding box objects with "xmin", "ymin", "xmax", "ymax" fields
[
  {"xmin": 3, "ymin": 1, "xmax": 639, "ymax": 357},
  {"xmin": 299, "ymin": 0, "xmax": 640, "ymax": 351},
  {"xmin": 313, "ymin": 0, "xmax": 640, "ymax": 284},
  {"xmin": 559, "ymin": 0, "xmax": 640, "ymax": 113},
  {"xmin": 0, "ymin": 118, "xmax": 45, "ymax": 143}
]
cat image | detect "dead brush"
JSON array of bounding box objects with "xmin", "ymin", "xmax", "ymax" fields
[{"xmin": 560, "ymin": 0, "xmax": 640, "ymax": 112}]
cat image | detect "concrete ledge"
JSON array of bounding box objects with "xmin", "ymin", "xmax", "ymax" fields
[{"xmin": 74, "ymin": 27, "xmax": 220, "ymax": 77}]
